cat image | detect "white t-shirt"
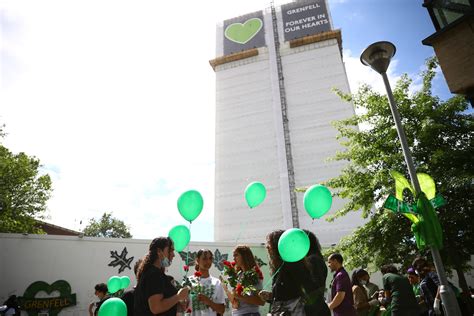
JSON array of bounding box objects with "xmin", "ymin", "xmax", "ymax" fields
[{"xmin": 189, "ymin": 275, "xmax": 225, "ymax": 316}]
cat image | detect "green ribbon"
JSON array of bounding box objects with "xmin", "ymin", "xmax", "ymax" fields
[
  {"xmin": 383, "ymin": 171, "xmax": 444, "ymax": 250},
  {"xmin": 383, "ymin": 194, "xmax": 445, "ymax": 215}
]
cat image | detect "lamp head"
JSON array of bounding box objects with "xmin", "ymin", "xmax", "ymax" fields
[{"xmin": 360, "ymin": 41, "xmax": 396, "ymax": 74}]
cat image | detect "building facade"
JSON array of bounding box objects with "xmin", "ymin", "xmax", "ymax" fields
[
  {"xmin": 422, "ymin": 0, "xmax": 474, "ymax": 105},
  {"xmin": 212, "ymin": 0, "xmax": 365, "ymax": 246}
]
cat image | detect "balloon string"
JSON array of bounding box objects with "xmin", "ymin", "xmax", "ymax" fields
[
  {"xmin": 183, "ymin": 221, "xmax": 191, "ymax": 277},
  {"xmin": 184, "ymin": 221, "xmax": 192, "ymax": 278},
  {"xmin": 235, "ymin": 220, "xmax": 244, "ymax": 243},
  {"xmin": 235, "ymin": 209, "xmax": 250, "ymax": 243},
  {"xmin": 263, "ymin": 262, "xmax": 284, "ymax": 290}
]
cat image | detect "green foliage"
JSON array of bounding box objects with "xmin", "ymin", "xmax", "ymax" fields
[
  {"xmin": 326, "ymin": 57, "xmax": 473, "ymax": 272},
  {"xmin": 83, "ymin": 212, "xmax": 132, "ymax": 238},
  {"xmin": 0, "ymin": 127, "xmax": 52, "ymax": 233}
]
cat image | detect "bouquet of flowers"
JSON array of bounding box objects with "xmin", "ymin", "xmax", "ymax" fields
[
  {"xmin": 177, "ymin": 265, "xmax": 203, "ymax": 295},
  {"xmin": 221, "ymin": 260, "xmax": 238, "ymax": 288},
  {"xmin": 221, "ymin": 261, "xmax": 264, "ymax": 296}
]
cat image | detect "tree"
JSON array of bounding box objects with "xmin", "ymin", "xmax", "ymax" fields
[
  {"xmin": 0, "ymin": 125, "xmax": 53, "ymax": 233},
  {"xmin": 324, "ymin": 57, "xmax": 473, "ymax": 293},
  {"xmin": 83, "ymin": 212, "xmax": 132, "ymax": 238}
]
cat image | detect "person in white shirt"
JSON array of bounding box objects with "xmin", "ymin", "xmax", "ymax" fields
[{"xmin": 188, "ymin": 249, "xmax": 225, "ymax": 316}]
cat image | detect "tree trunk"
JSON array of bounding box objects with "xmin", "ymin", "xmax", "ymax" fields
[
  {"xmin": 452, "ymin": 254, "xmax": 474, "ymax": 315},
  {"xmin": 444, "ymin": 245, "xmax": 473, "ymax": 315},
  {"xmin": 454, "ymin": 266, "xmax": 469, "ymax": 294}
]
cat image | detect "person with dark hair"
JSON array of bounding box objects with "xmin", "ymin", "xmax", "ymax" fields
[
  {"xmin": 407, "ymin": 267, "xmax": 429, "ymax": 316},
  {"xmin": 88, "ymin": 283, "xmax": 110, "ymax": 316},
  {"xmin": 227, "ymin": 245, "xmax": 264, "ymax": 316},
  {"xmin": 258, "ymin": 230, "xmax": 307, "ymax": 316},
  {"xmin": 380, "ymin": 265, "xmax": 398, "ymax": 275},
  {"xmin": 352, "ymin": 269, "xmax": 379, "ymax": 316},
  {"xmin": 134, "ymin": 237, "xmax": 189, "ymax": 316},
  {"xmin": 1, "ymin": 295, "xmax": 20, "ymax": 316},
  {"xmin": 381, "ymin": 264, "xmax": 419, "ymax": 316},
  {"xmin": 412, "ymin": 257, "xmax": 446, "ymax": 316},
  {"xmin": 302, "ymin": 229, "xmax": 330, "ymax": 316},
  {"xmin": 357, "ymin": 269, "xmax": 380, "ymax": 298},
  {"xmin": 188, "ymin": 249, "xmax": 225, "ymax": 316},
  {"xmin": 327, "ymin": 253, "xmax": 356, "ymax": 316},
  {"xmin": 121, "ymin": 258, "xmax": 143, "ymax": 316},
  {"xmin": 412, "ymin": 257, "xmax": 470, "ymax": 316}
]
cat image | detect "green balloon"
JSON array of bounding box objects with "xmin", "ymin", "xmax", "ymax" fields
[
  {"xmin": 245, "ymin": 181, "xmax": 266, "ymax": 208},
  {"xmin": 107, "ymin": 276, "xmax": 121, "ymax": 294},
  {"xmin": 98, "ymin": 297, "xmax": 127, "ymax": 316},
  {"xmin": 177, "ymin": 190, "xmax": 204, "ymax": 222},
  {"xmin": 278, "ymin": 228, "xmax": 310, "ymax": 262},
  {"xmin": 168, "ymin": 225, "xmax": 191, "ymax": 252},
  {"xmin": 120, "ymin": 276, "xmax": 131, "ymax": 290},
  {"xmin": 303, "ymin": 184, "xmax": 332, "ymax": 219}
]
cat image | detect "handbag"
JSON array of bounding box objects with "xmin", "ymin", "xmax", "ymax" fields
[{"xmin": 270, "ymin": 297, "xmax": 306, "ymax": 316}]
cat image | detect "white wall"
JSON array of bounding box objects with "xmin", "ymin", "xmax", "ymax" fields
[{"xmin": 0, "ymin": 234, "xmax": 269, "ymax": 316}]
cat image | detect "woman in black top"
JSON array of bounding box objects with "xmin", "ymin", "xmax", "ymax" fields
[
  {"xmin": 302, "ymin": 229, "xmax": 331, "ymax": 316},
  {"xmin": 134, "ymin": 237, "xmax": 189, "ymax": 316},
  {"xmin": 259, "ymin": 230, "xmax": 308, "ymax": 315}
]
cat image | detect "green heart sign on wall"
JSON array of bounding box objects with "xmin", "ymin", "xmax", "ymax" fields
[
  {"xmin": 18, "ymin": 280, "xmax": 76, "ymax": 316},
  {"xmin": 225, "ymin": 18, "xmax": 263, "ymax": 44}
]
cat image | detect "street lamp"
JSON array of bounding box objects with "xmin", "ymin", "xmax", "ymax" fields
[{"xmin": 360, "ymin": 41, "xmax": 461, "ymax": 316}]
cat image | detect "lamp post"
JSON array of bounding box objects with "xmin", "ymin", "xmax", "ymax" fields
[{"xmin": 360, "ymin": 41, "xmax": 461, "ymax": 316}]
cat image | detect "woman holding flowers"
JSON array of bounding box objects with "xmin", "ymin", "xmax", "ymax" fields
[
  {"xmin": 222, "ymin": 245, "xmax": 264, "ymax": 316},
  {"xmin": 187, "ymin": 249, "xmax": 225, "ymax": 316}
]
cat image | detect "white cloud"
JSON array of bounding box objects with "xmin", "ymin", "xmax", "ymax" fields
[
  {"xmin": 1, "ymin": 0, "xmax": 253, "ymax": 240},
  {"xmin": 343, "ymin": 48, "xmax": 401, "ymax": 96}
]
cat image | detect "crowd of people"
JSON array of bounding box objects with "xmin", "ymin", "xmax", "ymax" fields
[{"xmin": 87, "ymin": 231, "xmax": 471, "ymax": 316}]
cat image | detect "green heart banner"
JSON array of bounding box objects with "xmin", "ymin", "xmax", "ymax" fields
[
  {"xmin": 225, "ymin": 18, "xmax": 263, "ymax": 44},
  {"xmin": 223, "ymin": 11, "xmax": 266, "ymax": 55},
  {"xmin": 18, "ymin": 280, "xmax": 76, "ymax": 316}
]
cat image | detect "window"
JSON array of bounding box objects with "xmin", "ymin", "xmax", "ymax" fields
[{"xmin": 424, "ymin": 0, "xmax": 473, "ymax": 30}]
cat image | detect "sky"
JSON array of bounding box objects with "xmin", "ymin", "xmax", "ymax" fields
[{"xmin": 0, "ymin": 0, "xmax": 450, "ymax": 241}]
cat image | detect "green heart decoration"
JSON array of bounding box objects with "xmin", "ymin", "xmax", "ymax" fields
[
  {"xmin": 383, "ymin": 171, "xmax": 444, "ymax": 250},
  {"xmin": 225, "ymin": 18, "xmax": 263, "ymax": 44},
  {"xmin": 18, "ymin": 280, "xmax": 76, "ymax": 316}
]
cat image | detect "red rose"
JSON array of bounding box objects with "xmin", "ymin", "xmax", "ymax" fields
[
  {"xmin": 231, "ymin": 261, "xmax": 236, "ymax": 267},
  {"xmin": 223, "ymin": 260, "xmax": 232, "ymax": 267},
  {"xmin": 255, "ymin": 266, "xmax": 264, "ymax": 280},
  {"xmin": 183, "ymin": 265, "xmax": 189, "ymax": 272},
  {"xmin": 186, "ymin": 308, "xmax": 192, "ymax": 313},
  {"xmin": 194, "ymin": 271, "xmax": 202, "ymax": 277},
  {"xmin": 236, "ymin": 283, "xmax": 243, "ymax": 295}
]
